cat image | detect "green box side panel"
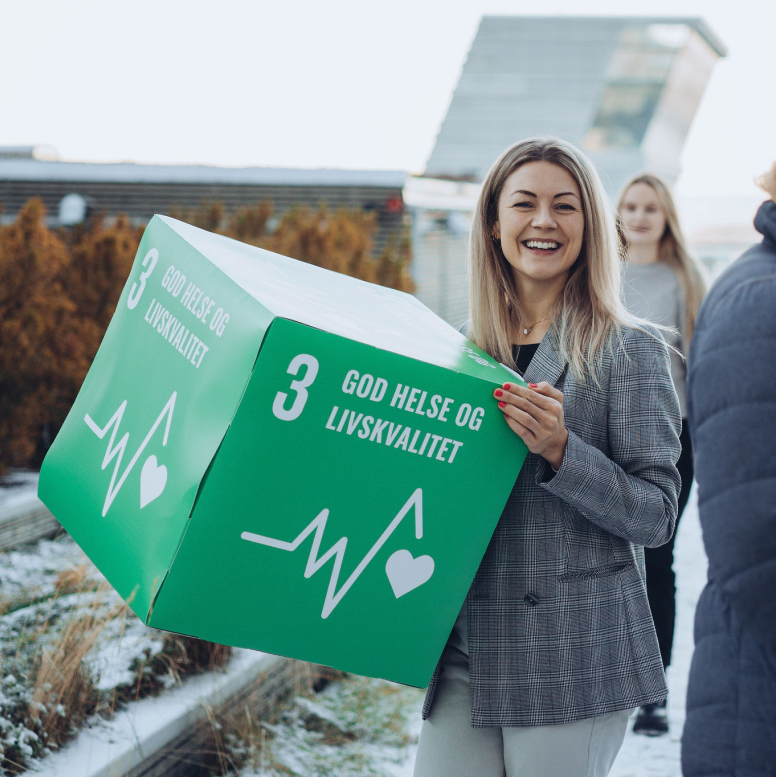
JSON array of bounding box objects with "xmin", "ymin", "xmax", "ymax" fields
[
  {"xmin": 39, "ymin": 216, "xmax": 274, "ymax": 621},
  {"xmin": 150, "ymin": 318, "xmax": 527, "ymax": 687}
]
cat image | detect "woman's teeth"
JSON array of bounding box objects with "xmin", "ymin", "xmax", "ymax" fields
[{"xmin": 525, "ymin": 240, "xmax": 560, "ymax": 250}]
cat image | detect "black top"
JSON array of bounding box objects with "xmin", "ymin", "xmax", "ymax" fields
[{"xmin": 512, "ymin": 343, "xmax": 540, "ymax": 378}]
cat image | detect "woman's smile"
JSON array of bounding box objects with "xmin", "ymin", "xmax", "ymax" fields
[{"xmin": 521, "ymin": 239, "xmax": 563, "ymax": 254}]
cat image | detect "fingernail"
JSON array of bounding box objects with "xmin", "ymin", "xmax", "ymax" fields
[
  {"xmin": 504, "ymin": 383, "xmax": 511, "ymax": 390},
  {"xmin": 529, "ymin": 383, "xmax": 538, "ymax": 388},
  {"xmin": 494, "ymin": 389, "xmax": 503, "ymax": 397},
  {"xmin": 498, "ymin": 401, "xmax": 506, "ymax": 408}
]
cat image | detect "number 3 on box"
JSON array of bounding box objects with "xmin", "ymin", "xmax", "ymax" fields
[
  {"xmin": 127, "ymin": 249, "xmax": 158, "ymax": 310},
  {"xmin": 273, "ymin": 354, "xmax": 319, "ymax": 421}
]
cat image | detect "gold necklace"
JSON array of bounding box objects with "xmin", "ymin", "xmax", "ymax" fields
[{"xmin": 521, "ymin": 316, "xmax": 551, "ymax": 337}]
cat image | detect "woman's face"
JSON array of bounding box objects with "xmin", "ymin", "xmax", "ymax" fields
[
  {"xmin": 494, "ymin": 161, "xmax": 585, "ymax": 291},
  {"xmin": 619, "ymin": 182, "xmax": 667, "ymax": 249}
]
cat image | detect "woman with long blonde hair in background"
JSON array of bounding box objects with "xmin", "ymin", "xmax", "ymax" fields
[
  {"xmin": 617, "ymin": 173, "xmax": 706, "ymax": 737},
  {"xmin": 413, "ymin": 138, "xmax": 681, "ymax": 777}
]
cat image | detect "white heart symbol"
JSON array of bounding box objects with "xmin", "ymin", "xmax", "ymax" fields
[
  {"xmin": 385, "ymin": 549, "xmax": 435, "ymax": 599},
  {"xmin": 140, "ymin": 455, "xmax": 167, "ymax": 509}
]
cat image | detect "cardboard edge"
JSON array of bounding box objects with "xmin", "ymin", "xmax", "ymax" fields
[
  {"xmin": 146, "ymin": 318, "xmax": 280, "ymax": 625},
  {"xmin": 273, "ymin": 317, "xmax": 519, "ymax": 387},
  {"xmin": 138, "ymin": 217, "xmax": 278, "ymax": 621},
  {"xmin": 271, "ymin": 316, "xmax": 526, "ymax": 392}
]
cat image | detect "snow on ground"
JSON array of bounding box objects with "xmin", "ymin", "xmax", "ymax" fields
[
  {"xmin": 32, "ymin": 649, "xmax": 275, "ymax": 777},
  {"xmin": 0, "ymin": 534, "xmax": 91, "ymax": 601},
  {"xmin": 234, "ymin": 675, "xmax": 424, "ymax": 777},
  {"xmin": 0, "ymin": 471, "xmax": 43, "ymax": 523},
  {"xmin": 1, "ymin": 533, "xmax": 227, "ymax": 772},
  {"xmin": 0, "ymin": 471, "xmax": 39, "ymax": 501}
]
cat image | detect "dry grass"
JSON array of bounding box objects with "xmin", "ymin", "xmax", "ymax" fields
[
  {"xmin": 195, "ymin": 668, "xmax": 422, "ymax": 776},
  {"xmin": 164, "ymin": 635, "xmax": 231, "ymax": 677},
  {"xmin": 195, "ymin": 662, "xmax": 345, "ymax": 775},
  {"xmin": 7, "ymin": 562, "xmax": 232, "ymax": 771},
  {"xmin": 137, "ymin": 634, "xmax": 232, "ymax": 695},
  {"xmin": 53, "ymin": 563, "xmax": 92, "ymax": 595},
  {"xmin": 126, "ymin": 634, "xmax": 232, "ymax": 704},
  {"xmin": 0, "ymin": 563, "xmax": 102, "ymax": 620},
  {"xmin": 24, "ymin": 623, "xmax": 233, "ymax": 768},
  {"xmin": 0, "ymin": 564, "xmax": 92, "ymax": 621},
  {"xmin": 27, "ymin": 582, "xmax": 119, "ymax": 745}
]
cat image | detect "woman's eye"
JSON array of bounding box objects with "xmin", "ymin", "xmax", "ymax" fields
[
  {"xmin": 513, "ymin": 201, "xmax": 533, "ymax": 208},
  {"xmin": 556, "ymin": 203, "xmax": 576, "ymax": 211}
]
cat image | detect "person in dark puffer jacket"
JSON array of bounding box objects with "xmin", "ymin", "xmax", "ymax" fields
[{"xmin": 682, "ymin": 162, "xmax": 776, "ymax": 776}]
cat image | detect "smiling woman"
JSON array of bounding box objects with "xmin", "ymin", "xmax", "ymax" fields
[
  {"xmin": 493, "ymin": 161, "xmax": 585, "ymax": 303},
  {"xmin": 468, "ymin": 139, "xmax": 650, "ymax": 382},
  {"xmin": 412, "ymin": 138, "xmax": 682, "ymax": 777}
]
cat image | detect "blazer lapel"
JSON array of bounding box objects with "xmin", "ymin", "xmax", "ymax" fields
[{"xmin": 521, "ymin": 325, "xmax": 568, "ymax": 388}]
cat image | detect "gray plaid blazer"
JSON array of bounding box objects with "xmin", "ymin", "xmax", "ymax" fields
[{"xmin": 423, "ymin": 324, "xmax": 681, "ymax": 727}]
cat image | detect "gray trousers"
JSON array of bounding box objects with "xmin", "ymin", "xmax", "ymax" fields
[{"xmin": 414, "ymin": 647, "xmax": 632, "ymax": 777}]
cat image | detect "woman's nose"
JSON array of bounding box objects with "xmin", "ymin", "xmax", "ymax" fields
[{"xmin": 531, "ymin": 206, "xmax": 557, "ymax": 229}]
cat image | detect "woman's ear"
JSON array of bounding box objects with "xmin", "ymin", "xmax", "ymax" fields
[{"xmin": 492, "ymin": 221, "xmax": 501, "ymax": 242}]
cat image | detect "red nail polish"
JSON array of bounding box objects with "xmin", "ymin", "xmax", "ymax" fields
[
  {"xmin": 529, "ymin": 383, "xmax": 538, "ymax": 388},
  {"xmin": 504, "ymin": 384, "xmax": 511, "ymax": 390},
  {"xmin": 498, "ymin": 401, "xmax": 506, "ymax": 408},
  {"xmin": 494, "ymin": 389, "xmax": 503, "ymax": 397}
]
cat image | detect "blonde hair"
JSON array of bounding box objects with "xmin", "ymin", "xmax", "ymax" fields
[
  {"xmin": 617, "ymin": 173, "xmax": 706, "ymax": 344},
  {"xmin": 469, "ymin": 137, "xmax": 648, "ymax": 383},
  {"xmin": 755, "ymin": 160, "xmax": 776, "ymax": 202}
]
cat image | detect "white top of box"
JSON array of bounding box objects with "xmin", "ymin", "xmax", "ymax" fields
[{"xmin": 161, "ymin": 216, "xmax": 478, "ymax": 373}]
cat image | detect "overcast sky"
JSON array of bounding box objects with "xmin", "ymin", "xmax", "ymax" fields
[{"xmin": 1, "ymin": 0, "xmax": 771, "ymax": 198}]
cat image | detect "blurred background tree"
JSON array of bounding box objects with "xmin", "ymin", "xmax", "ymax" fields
[
  {"xmin": 175, "ymin": 199, "xmax": 415, "ymax": 293},
  {"xmin": 0, "ymin": 200, "xmax": 84, "ymax": 471},
  {"xmin": 0, "ymin": 199, "xmax": 413, "ymax": 474},
  {"xmin": 64, "ymin": 214, "xmax": 144, "ymax": 359}
]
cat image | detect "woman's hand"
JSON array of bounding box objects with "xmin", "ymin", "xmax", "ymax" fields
[{"xmin": 494, "ymin": 382, "xmax": 568, "ymax": 471}]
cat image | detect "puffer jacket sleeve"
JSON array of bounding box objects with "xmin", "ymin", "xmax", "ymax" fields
[
  {"xmin": 687, "ymin": 251, "xmax": 776, "ymax": 641},
  {"xmin": 537, "ymin": 326, "xmax": 681, "ymax": 547}
]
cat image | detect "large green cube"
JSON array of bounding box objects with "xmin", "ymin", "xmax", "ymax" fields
[{"xmin": 39, "ymin": 216, "xmax": 527, "ymax": 687}]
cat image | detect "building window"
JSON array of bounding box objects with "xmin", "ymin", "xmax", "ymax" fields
[{"xmin": 583, "ymin": 25, "xmax": 690, "ymax": 151}]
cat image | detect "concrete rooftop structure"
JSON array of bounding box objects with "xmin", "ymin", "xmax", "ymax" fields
[{"xmin": 424, "ymin": 16, "xmax": 726, "ymax": 195}]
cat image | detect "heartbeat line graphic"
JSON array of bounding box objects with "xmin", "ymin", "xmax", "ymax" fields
[
  {"xmin": 85, "ymin": 392, "xmax": 177, "ymax": 516},
  {"xmin": 241, "ymin": 488, "xmax": 424, "ymax": 619}
]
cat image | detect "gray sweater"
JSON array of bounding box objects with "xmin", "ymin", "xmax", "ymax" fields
[{"xmin": 622, "ymin": 261, "xmax": 687, "ymax": 416}]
